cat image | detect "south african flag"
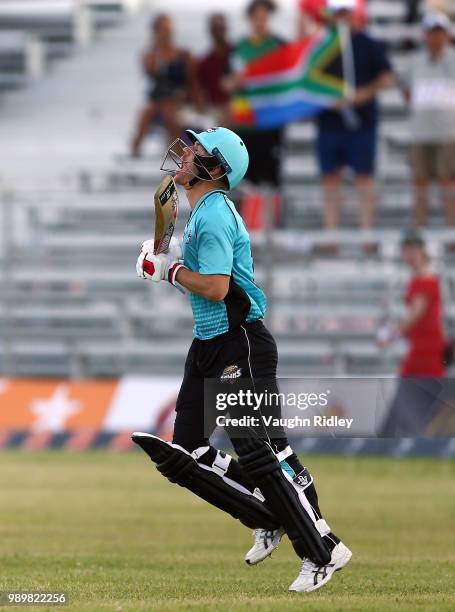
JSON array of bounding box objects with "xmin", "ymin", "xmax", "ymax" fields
[{"xmin": 231, "ymin": 27, "xmax": 350, "ymax": 129}]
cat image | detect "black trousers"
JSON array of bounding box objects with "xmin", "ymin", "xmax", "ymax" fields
[
  {"xmin": 238, "ymin": 129, "xmax": 283, "ymax": 187},
  {"xmin": 172, "ymin": 320, "xmax": 288, "ymax": 454},
  {"xmin": 172, "ymin": 320, "xmax": 336, "ymax": 546}
]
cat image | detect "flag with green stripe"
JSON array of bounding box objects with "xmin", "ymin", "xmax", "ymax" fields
[{"xmin": 231, "ymin": 27, "xmax": 349, "ymax": 129}]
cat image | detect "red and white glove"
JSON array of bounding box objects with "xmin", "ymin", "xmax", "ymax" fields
[{"xmin": 136, "ymin": 237, "xmax": 185, "ymax": 287}]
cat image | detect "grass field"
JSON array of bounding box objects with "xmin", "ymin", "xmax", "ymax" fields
[{"xmin": 0, "ymin": 451, "xmax": 454, "ymax": 611}]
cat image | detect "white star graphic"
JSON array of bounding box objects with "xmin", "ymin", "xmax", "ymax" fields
[{"xmin": 30, "ymin": 385, "xmax": 81, "ymax": 433}]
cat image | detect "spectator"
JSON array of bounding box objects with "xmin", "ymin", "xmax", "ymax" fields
[
  {"xmin": 404, "ymin": 0, "xmax": 422, "ymax": 25},
  {"xmin": 399, "ymin": 231, "xmax": 446, "ymax": 377},
  {"xmin": 427, "ymin": 0, "xmax": 452, "ymax": 13},
  {"xmin": 399, "ymin": 12, "xmax": 455, "ymax": 227},
  {"xmin": 228, "ymin": 0, "xmax": 285, "ymax": 190},
  {"xmin": 196, "ymin": 14, "xmax": 232, "ymax": 125},
  {"xmin": 131, "ymin": 14, "xmax": 199, "ymax": 157},
  {"xmin": 298, "ymin": 0, "xmax": 367, "ymax": 37},
  {"xmin": 403, "ymin": 0, "xmax": 422, "ymax": 50},
  {"xmin": 404, "ymin": 1, "xmax": 450, "ymax": 25},
  {"xmin": 315, "ymin": 0, "xmax": 393, "ymax": 230},
  {"xmin": 379, "ymin": 231, "xmax": 448, "ymax": 436}
]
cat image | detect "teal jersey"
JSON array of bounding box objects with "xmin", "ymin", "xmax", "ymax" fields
[{"xmin": 182, "ymin": 190, "xmax": 266, "ymax": 340}]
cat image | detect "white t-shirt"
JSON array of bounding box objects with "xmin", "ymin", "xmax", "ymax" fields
[{"xmin": 401, "ymin": 47, "xmax": 455, "ymax": 143}]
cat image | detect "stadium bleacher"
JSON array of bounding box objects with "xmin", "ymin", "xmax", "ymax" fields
[
  {"xmin": 0, "ymin": 0, "xmax": 454, "ymax": 379},
  {"xmin": 0, "ymin": 0, "xmax": 133, "ymax": 95},
  {"xmin": 0, "ymin": 30, "xmax": 45, "ymax": 86}
]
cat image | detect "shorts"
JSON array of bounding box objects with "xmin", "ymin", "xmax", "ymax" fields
[
  {"xmin": 316, "ymin": 125, "xmax": 377, "ymax": 176},
  {"xmin": 238, "ymin": 129, "xmax": 283, "ymax": 187},
  {"xmin": 410, "ymin": 143, "xmax": 455, "ymax": 182},
  {"xmin": 172, "ymin": 320, "xmax": 288, "ymax": 454}
]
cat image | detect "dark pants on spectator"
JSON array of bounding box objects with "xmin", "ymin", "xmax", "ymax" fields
[{"xmin": 238, "ymin": 129, "xmax": 283, "ymax": 187}]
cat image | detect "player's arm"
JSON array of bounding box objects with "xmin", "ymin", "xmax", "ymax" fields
[
  {"xmin": 137, "ymin": 250, "xmax": 230, "ymax": 301},
  {"xmin": 137, "ymin": 209, "xmax": 235, "ymax": 301},
  {"xmin": 163, "ymin": 205, "xmax": 235, "ymax": 301},
  {"xmin": 174, "ymin": 269, "xmax": 229, "ymax": 302}
]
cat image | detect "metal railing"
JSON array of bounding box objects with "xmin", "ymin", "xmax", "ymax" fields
[{"xmin": 1, "ymin": 185, "xmax": 454, "ymax": 378}]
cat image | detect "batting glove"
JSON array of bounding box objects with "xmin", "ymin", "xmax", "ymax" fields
[{"xmin": 136, "ymin": 239, "xmax": 185, "ymax": 286}]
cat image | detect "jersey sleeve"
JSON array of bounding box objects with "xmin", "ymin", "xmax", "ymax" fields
[{"xmin": 195, "ymin": 206, "xmax": 236, "ymax": 276}]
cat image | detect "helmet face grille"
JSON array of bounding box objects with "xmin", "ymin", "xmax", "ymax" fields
[
  {"xmin": 160, "ymin": 137, "xmax": 228, "ymax": 185},
  {"xmin": 160, "ymin": 138, "xmax": 187, "ymax": 174}
]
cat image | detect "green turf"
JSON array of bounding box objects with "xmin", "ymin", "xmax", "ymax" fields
[{"xmin": 0, "ymin": 451, "xmax": 454, "ymax": 611}]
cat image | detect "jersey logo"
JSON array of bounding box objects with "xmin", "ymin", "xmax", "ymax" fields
[
  {"xmin": 293, "ymin": 468, "xmax": 313, "ymax": 490},
  {"xmin": 220, "ymin": 365, "xmax": 242, "ymax": 383},
  {"xmin": 294, "ymin": 474, "xmax": 309, "ymax": 487},
  {"xmin": 185, "ymin": 229, "xmax": 192, "ymax": 243}
]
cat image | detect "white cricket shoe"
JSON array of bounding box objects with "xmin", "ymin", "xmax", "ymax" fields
[
  {"xmin": 288, "ymin": 541, "xmax": 352, "ymax": 593},
  {"xmin": 245, "ymin": 527, "xmax": 285, "ymax": 565}
]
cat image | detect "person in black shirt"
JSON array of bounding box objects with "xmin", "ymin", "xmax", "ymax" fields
[{"xmin": 316, "ymin": 0, "xmax": 393, "ymax": 230}]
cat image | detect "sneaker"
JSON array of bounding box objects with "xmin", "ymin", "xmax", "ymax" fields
[
  {"xmin": 288, "ymin": 541, "xmax": 352, "ymax": 593},
  {"xmin": 245, "ymin": 527, "xmax": 285, "ymax": 565}
]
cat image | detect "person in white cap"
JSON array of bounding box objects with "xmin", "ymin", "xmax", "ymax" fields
[
  {"xmin": 298, "ymin": 0, "xmax": 366, "ymax": 38},
  {"xmin": 399, "ymin": 12, "xmax": 455, "ymax": 226}
]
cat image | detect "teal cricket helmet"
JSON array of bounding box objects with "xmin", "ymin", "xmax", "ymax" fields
[{"xmin": 185, "ymin": 127, "xmax": 249, "ymax": 190}]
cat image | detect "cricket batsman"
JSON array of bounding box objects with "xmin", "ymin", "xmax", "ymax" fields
[{"xmin": 133, "ymin": 127, "xmax": 351, "ymax": 592}]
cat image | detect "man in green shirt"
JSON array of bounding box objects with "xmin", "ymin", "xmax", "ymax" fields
[{"xmin": 229, "ymin": 0, "xmax": 285, "ymax": 188}]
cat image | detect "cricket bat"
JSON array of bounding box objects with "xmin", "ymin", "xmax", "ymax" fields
[
  {"xmin": 154, "ymin": 175, "xmax": 179, "ymax": 255},
  {"xmin": 153, "ymin": 175, "xmax": 185, "ymax": 294}
]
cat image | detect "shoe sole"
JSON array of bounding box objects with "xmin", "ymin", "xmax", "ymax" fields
[{"xmin": 289, "ymin": 545, "xmax": 352, "ymax": 593}]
